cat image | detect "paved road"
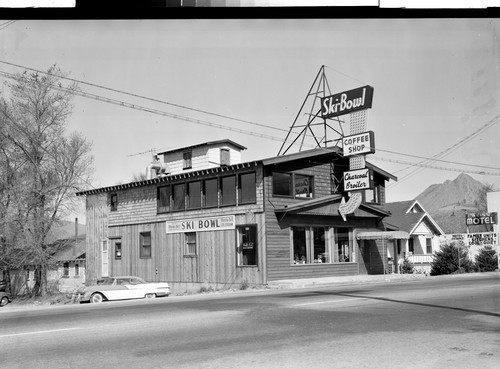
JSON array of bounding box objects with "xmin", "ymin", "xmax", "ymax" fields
[{"xmin": 1, "ymin": 274, "xmax": 498, "ymax": 369}]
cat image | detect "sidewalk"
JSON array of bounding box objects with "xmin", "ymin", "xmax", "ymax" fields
[{"xmin": 266, "ymin": 271, "xmax": 498, "ymax": 290}]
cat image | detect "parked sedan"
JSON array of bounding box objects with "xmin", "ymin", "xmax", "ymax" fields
[
  {"xmin": 79, "ymin": 276, "xmax": 170, "ymax": 304},
  {"xmin": 0, "ymin": 291, "xmax": 12, "ymax": 307}
]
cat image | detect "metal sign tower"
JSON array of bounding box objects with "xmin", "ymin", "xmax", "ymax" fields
[{"xmin": 277, "ymin": 65, "xmax": 347, "ymax": 156}]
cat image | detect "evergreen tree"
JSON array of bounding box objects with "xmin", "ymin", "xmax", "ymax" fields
[
  {"xmin": 474, "ymin": 245, "xmax": 498, "ymax": 272},
  {"xmin": 430, "ymin": 241, "xmax": 473, "ymax": 276}
]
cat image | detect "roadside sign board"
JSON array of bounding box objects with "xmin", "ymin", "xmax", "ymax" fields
[
  {"xmin": 343, "ymin": 168, "xmax": 373, "ymax": 192},
  {"xmin": 342, "ymin": 131, "xmax": 375, "ymax": 157}
]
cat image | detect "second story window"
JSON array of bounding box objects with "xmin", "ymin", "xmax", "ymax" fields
[
  {"xmin": 187, "ymin": 181, "xmax": 201, "ymax": 209},
  {"xmin": 272, "ymin": 172, "xmax": 313, "ymax": 199},
  {"xmin": 220, "ymin": 149, "xmax": 230, "ymax": 166},
  {"xmin": 157, "ymin": 186, "xmax": 171, "ymax": 213},
  {"xmin": 221, "ymin": 175, "xmax": 236, "ymax": 206},
  {"xmin": 183, "ymin": 151, "xmax": 192, "ymax": 170},
  {"xmin": 203, "ymin": 178, "xmax": 218, "ymax": 208},
  {"xmin": 110, "ymin": 193, "xmax": 118, "ymax": 211},
  {"xmin": 172, "ymin": 183, "xmax": 185, "ymax": 211},
  {"xmin": 238, "ymin": 172, "xmax": 256, "ymax": 204}
]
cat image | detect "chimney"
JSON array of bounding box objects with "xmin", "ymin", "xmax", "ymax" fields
[{"xmin": 74, "ymin": 217, "xmax": 78, "ymax": 257}]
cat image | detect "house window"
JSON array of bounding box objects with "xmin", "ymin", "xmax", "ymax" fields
[
  {"xmin": 172, "ymin": 183, "xmax": 185, "ymax": 211},
  {"xmin": 273, "ymin": 172, "xmax": 313, "ymax": 198},
  {"xmin": 110, "ymin": 193, "xmax": 118, "ymax": 211},
  {"xmin": 185, "ymin": 232, "xmax": 197, "ymax": 256},
  {"xmin": 187, "ymin": 181, "xmax": 201, "ymax": 209},
  {"xmin": 203, "ymin": 178, "xmax": 218, "ymax": 208},
  {"xmin": 220, "ymin": 149, "xmax": 230, "ymax": 166},
  {"xmin": 294, "ymin": 174, "xmax": 313, "ymax": 198},
  {"xmin": 291, "ymin": 226, "xmax": 351, "ymax": 265},
  {"xmin": 273, "ymin": 172, "xmax": 292, "ymax": 197},
  {"xmin": 183, "ymin": 151, "xmax": 192, "ymax": 169},
  {"xmin": 221, "ymin": 175, "xmax": 236, "ymax": 206},
  {"xmin": 140, "ymin": 232, "xmax": 152, "ymax": 258},
  {"xmin": 237, "ymin": 225, "xmax": 257, "ymax": 266},
  {"xmin": 238, "ymin": 172, "xmax": 256, "ymax": 204},
  {"xmin": 115, "ymin": 241, "xmax": 122, "ymax": 260},
  {"xmin": 75, "ymin": 264, "xmax": 79, "ymax": 277},
  {"xmin": 365, "ymin": 184, "xmax": 381, "ymax": 204},
  {"xmin": 409, "ymin": 238, "xmax": 414, "ymax": 254},
  {"xmin": 426, "ymin": 238, "xmax": 432, "ymax": 254},
  {"xmin": 157, "ymin": 186, "xmax": 171, "ymax": 213},
  {"xmin": 63, "ymin": 262, "xmax": 70, "ymax": 277}
]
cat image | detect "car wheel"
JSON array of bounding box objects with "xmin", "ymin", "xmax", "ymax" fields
[
  {"xmin": 90, "ymin": 292, "xmax": 105, "ymax": 303},
  {"xmin": 0, "ymin": 296, "xmax": 9, "ymax": 306},
  {"xmin": 145, "ymin": 293, "xmax": 156, "ymax": 299}
]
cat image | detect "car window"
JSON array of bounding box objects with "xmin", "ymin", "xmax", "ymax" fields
[
  {"xmin": 99, "ymin": 278, "xmax": 114, "ymax": 285},
  {"xmin": 130, "ymin": 277, "xmax": 145, "ymax": 285},
  {"xmin": 116, "ymin": 278, "xmax": 129, "ymax": 285}
]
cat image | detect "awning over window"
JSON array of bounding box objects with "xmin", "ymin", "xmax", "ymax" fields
[{"xmin": 356, "ymin": 231, "xmax": 410, "ymax": 240}]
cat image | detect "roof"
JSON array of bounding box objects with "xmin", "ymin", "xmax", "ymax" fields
[
  {"xmin": 356, "ymin": 231, "xmax": 410, "ymax": 240},
  {"xmin": 77, "ymin": 146, "xmax": 397, "ymax": 197},
  {"xmin": 261, "ymin": 147, "xmax": 342, "ymax": 166},
  {"xmin": 384, "ymin": 200, "xmax": 444, "ymax": 236},
  {"xmin": 52, "ymin": 235, "xmax": 86, "ymax": 262},
  {"xmin": 157, "ymin": 139, "xmax": 247, "ymax": 155},
  {"xmin": 274, "ymin": 194, "xmax": 391, "ymax": 218}
]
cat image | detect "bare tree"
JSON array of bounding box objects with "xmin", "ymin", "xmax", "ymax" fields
[{"xmin": 0, "ymin": 65, "xmax": 93, "ymax": 296}]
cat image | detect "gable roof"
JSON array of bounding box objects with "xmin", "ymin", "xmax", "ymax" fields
[
  {"xmin": 51, "ymin": 235, "xmax": 86, "ymax": 263},
  {"xmin": 157, "ymin": 139, "xmax": 247, "ymax": 155},
  {"xmin": 274, "ymin": 194, "xmax": 391, "ymax": 219},
  {"xmin": 384, "ymin": 200, "xmax": 444, "ymax": 236}
]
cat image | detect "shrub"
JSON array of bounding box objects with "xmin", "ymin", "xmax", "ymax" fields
[
  {"xmin": 474, "ymin": 245, "xmax": 498, "ymax": 272},
  {"xmin": 430, "ymin": 241, "xmax": 473, "ymax": 276},
  {"xmin": 399, "ymin": 257, "xmax": 415, "ymax": 274}
]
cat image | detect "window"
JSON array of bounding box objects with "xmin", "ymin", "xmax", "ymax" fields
[
  {"xmin": 186, "ymin": 181, "xmax": 201, "ymax": 209},
  {"xmin": 291, "ymin": 226, "xmax": 351, "ymax": 265},
  {"xmin": 157, "ymin": 186, "xmax": 171, "ymax": 213},
  {"xmin": 115, "ymin": 241, "xmax": 122, "ymax": 260},
  {"xmin": 273, "ymin": 172, "xmax": 292, "ymax": 197},
  {"xmin": 220, "ymin": 149, "xmax": 230, "ymax": 166},
  {"xmin": 221, "ymin": 175, "xmax": 236, "ymax": 206},
  {"xmin": 75, "ymin": 264, "xmax": 79, "ymax": 277},
  {"xmin": 172, "ymin": 183, "xmax": 185, "ymax": 211},
  {"xmin": 409, "ymin": 238, "xmax": 414, "ymax": 254},
  {"xmin": 365, "ymin": 184, "xmax": 381, "ymax": 204},
  {"xmin": 110, "ymin": 193, "xmax": 118, "ymax": 211},
  {"xmin": 140, "ymin": 232, "xmax": 152, "ymax": 258},
  {"xmin": 203, "ymin": 178, "xmax": 218, "ymax": 208},
  {"xmin": 237, "ymin": 225, "xmax": 257, "ymax": 266},
  {"xmin": 185, "ymin": 232, "xmax": 197, "ymax": 256},
  {"xmin": 294, "ymin": 174, "xmax": 313, "ymax": 198},
  {"xmin": 183, "ymin": 151, "xmax": 192, "ymax": 169},
  {"xmin": 426, "ymin": 238, "xmax": 432, "ymax": 254},
  {"xmin": 238, "ymin": 172, "xmax": 256, "ymax": 204},
  {"xmin": 63, "ymin": 262, "xmax": 69, "ymax": 277},
  {"xmin": 273, "ymin": 172, "xmax": 314, "ymax": 198}
]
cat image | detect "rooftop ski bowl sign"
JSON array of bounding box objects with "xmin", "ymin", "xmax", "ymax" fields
[{"xmin": 321, "ymin": 85, "xmax": 374, "ymax": 119}]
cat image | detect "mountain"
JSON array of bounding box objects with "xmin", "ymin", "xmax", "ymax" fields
[
  {"xmin": 45, "ymin": 219, "xmax": 86, "ymax": 244},
  {"xmin": 415, "ymin": 173, "xmax": 491, "ymax": 234}
]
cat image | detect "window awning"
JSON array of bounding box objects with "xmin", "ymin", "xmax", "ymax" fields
[{"xmin": 356, "ymin": 231, "xmax": 410, "ymax": 240}]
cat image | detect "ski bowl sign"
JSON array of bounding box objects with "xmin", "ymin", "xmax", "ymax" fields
[{"xmin": 321, "ymin": 85, "xmax": 374, "ymax": 119}]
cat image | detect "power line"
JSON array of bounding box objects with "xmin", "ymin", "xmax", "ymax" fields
[
  {"xmin": 2, "ymin": 67, "xmax": 498, "ymax": 180},
  {"xmin": 0, "ymin": 60, "xmax": 289, "ymax": 134},
  {"xmin": 0, "ymin": 20, "xmax": 16, "ymax": 31},
  {"xmin": 371, "ymin": 156, "xmax": 500, "ymax": 177}
]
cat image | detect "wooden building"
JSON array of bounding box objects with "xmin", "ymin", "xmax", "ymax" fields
[{"xmin": 77, "ymin": 140, "xmax": 401, "ymax": 293}]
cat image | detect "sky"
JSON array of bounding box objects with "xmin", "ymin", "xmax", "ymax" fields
[{"xmin": 1, "ymin": 18, "xmax": 500, "ymax": 223}]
